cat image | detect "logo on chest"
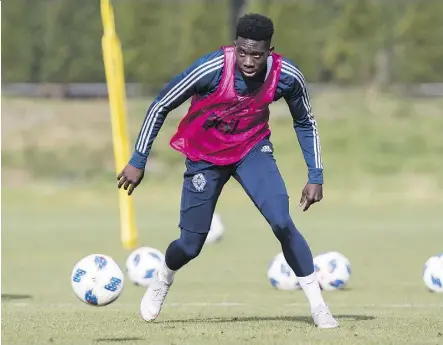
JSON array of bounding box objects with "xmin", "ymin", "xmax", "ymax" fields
[{"xmin": 202, "ymin": 113, "xmax": 240, "ymax": 134}]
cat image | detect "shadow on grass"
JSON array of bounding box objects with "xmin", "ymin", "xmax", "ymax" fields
[
  {"xmin": 95, "ymin": 338, "xmax": 145, "ymax": 342},
  {"xmin": 156, "ymin": 314, "xmax": 376, "ymax": 325},
  {"xmin": 1, "ymin": 294, "xmax": 33, "ymax": 301}
]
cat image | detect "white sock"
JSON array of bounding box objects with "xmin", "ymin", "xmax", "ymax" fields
[
  {"xmin": 157, "ymin": 262, "xmax": 176, "ymax": 284},
  {"xmin": 298, "ymin": 272, "xmax": 326, "ymax": 309}
]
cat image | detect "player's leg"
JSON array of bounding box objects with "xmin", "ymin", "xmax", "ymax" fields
[
  {"xmin": 233, "ymin": 139, "xmax": 338, "ymax": 328},
  {"xmin": 163, "ymin": 159, "xmax": 231, "ymax": 273},
  {"xmin": 140, "ymin": 159, "xmax": 231, "ymax": 321}
]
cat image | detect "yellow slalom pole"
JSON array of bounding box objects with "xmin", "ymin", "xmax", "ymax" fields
[{"xmin": 100, "ymin": 0, "xmax": 138, "ymax": 249}]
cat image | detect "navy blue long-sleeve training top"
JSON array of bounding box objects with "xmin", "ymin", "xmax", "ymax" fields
[{"xmin": 129, "ymin": 48, "xmax": 324, "ymax": 184}]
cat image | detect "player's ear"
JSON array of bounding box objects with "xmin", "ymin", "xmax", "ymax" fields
[{"xmin": 269, "ymin": 46, "xmax": 274, "ymax": 55}]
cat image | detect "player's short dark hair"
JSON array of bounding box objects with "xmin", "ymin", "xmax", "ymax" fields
[{"xmin": 236, "ymin": 13, "xmax": 274, "ymax": 42}]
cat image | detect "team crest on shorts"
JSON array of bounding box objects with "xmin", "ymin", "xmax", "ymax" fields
[{"xmin": 192, "ymin": 173, "xmax": 206, "ymax": 192}]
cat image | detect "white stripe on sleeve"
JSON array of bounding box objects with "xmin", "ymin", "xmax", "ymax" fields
[
  {"xmin": 282, "ymin": 61, "xmax": 322, "ymax": 169},
  {"xmin": 136, "ymin": 55, "xmax": 224, "ymax": 153}
]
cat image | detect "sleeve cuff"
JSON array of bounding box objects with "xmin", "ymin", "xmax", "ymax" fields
[
  {"xmin": 129, "ymin": 151, "xmax": 147, "ymax": 169},
  {"xmin": 308, "ymin": 168, "xmax": 323, "ymax": 184}
]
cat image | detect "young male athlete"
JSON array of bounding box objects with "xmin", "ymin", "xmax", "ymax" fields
[{"xmin": 117, "ymin": 13, "xmax": 338, "ymax": 328}]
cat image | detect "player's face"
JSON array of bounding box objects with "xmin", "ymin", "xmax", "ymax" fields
[{"xmin": 234, "ymin": 37, "xmax": 273, "ymax": 78}]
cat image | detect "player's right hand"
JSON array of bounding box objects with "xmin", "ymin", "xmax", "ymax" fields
[{"xmin": 117, "ymin": 164, "xmax": 145, "ymax": 195}]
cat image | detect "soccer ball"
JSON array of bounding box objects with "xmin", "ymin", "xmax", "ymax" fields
[
  {"xmin": 267, "ymin": 252, "xmax": 300, "ymax": 290},
  {"xmin": 205, "ymin": 213, "xmax": 224, "ymax": 244},
  {"xmin": 125, "ymin": 246, "xmax": 165, "ymax": 287},
  {"xmin": 313, "ymin": 251, "xmax": 351, "ymax": 291},
  {"xmin": 423, "ymin": 254, "xmax": 443, "ymax": 293},
  {"xmin": 71, "ymin": 254, "xmax": 124, "ymax": 306}
]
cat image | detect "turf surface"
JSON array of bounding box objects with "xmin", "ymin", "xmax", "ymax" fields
[{"xmin": 2, "ymin": 184, "xmax": 443, "ymax": 345}]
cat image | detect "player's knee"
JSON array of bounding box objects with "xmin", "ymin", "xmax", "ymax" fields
[
  {"xmin": 271, "ymin": 215, "xmax": 294, "ymax": 242},
  {"xmin": 262, "ymin": 195, "xmax": 294, "ymax": 242},
  {"xmin": 179, "ymin": 241, "xmax": 203, "ymax": 260},
  {"xmin": 177, "ymin": 228, "xmax": 206, "ymax": 260}
]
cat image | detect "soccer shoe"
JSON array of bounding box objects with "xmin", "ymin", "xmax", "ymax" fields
[
  {"xmin": 311, "ymin": 304, "xmax": 339, "ymax": 328},
  {"xmin": 140, "ymin": 273, "xmax": 171, "ymax": 321}
]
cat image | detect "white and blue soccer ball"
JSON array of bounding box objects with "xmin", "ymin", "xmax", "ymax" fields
[
  {"xmin": 125, "ymin": 246, "xmax": 165, "ymax": 287},
  {"xmin": 267, "ymin": 252, "xmax": 300, "ymax": 290},
  {"xmin": 71, "ymin": 254, "xmax": 124, "ymax": 306},
  {"xmin": 423, "ymin": 254, "xmax": 443, "ymax": 293},
  {"xmin": 313, "ymin": 251, "xmax": 351, "ymax": 291},
  {"xmin": 205, "ymin": 213, "xmax": 225, "ymax": 244}
]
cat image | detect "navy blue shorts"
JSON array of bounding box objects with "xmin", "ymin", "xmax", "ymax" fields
[{"xmin": 179, "ymin": 138, "xmax": 289, "ymax": 233}]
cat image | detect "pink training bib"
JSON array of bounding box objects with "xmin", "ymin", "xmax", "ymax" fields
[{"xmin": 170, "ymin": 46, "xmax": 282, "ymax": 165}]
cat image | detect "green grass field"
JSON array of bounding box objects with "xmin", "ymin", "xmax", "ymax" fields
[
  {"xmin": 2, "ymin": 183, "xmax": 443, "ymax": 345},
  {"xmin": 2, "ymin": 91, "xmax": 443, "ymax": 344}
]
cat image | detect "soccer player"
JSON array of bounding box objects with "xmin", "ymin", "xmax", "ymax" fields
[{"xmin": 117, "ymin": 13, "xmax": 338, "ymax": 328}]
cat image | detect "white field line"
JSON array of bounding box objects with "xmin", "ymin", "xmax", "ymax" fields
[
  {"xmin": 288, "ymin": 303, "xmax": 443, "ymax": 309},
  {"xmin": 4, "ymin": 302, "xmax": 443, "ymax": 309}
]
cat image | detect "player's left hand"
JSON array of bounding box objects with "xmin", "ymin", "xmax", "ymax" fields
[{"xmin": 299, "ymin": 183, "xmax": 323, "ymax": 212}]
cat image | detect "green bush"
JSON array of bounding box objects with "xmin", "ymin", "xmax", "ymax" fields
[{"xmin": 2, "ymin": 0, "xmax": 443, "ymax": 84}]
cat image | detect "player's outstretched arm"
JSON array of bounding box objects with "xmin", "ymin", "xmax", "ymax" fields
[
  {"xmin": 117, "ymin": 49, "xmax": 224, "ymax": 195},
  {"xmin": 282, "ymin": 60, "xmax": 323, "ymax": 211}
]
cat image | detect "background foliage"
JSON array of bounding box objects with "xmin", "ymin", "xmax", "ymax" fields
[{"xmin": 3, "ymin": 0, "xmax": 443, "ymax": 86}]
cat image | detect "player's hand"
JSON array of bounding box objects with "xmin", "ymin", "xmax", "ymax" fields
[
  {"xmin": 299, "ymin": 183, "xmax": 323, "ymax": 212},
  {"xmin": 117, "ymin": 164, "xmax": 145, "ymax": 195}
]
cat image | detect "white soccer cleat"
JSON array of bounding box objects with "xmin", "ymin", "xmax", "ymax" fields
[
  {"xmin": 311, "ymin": 304, "xmax": 339, "ymax": 328},
  {"xmin": 140, "ymin": 273, "xmax": 171, "ymax": 321}
]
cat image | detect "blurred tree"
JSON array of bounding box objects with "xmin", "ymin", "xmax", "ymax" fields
[
  {"xmin": 40, "ymin": 0, "xmax": 103, "ymax": 82},
  {"xmin": 114, "ymin": 0, "xmax": 168, "ymax": 86},
  {"xmin": 391, "ymin": 0, "xmax": 443, "ymax": 83},
  {"xmin": 321, "ymin": 0, "xmax": 383, "ymax": 84},
  {"xmin": 2, "ymin": 0, "xmax": 46, "ymax": 82},
  {"xmin": 2, "ymin": 0, "xmax": 442, "ymax": 85}
]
